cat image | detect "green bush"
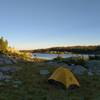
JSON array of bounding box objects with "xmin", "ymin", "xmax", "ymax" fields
[{"xmin": 53, "ymin": 56, "xmax": 64, "ymax": 62}]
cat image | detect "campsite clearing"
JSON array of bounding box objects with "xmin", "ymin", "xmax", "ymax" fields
[{"xmin": 0, "ymin": 61, "xmax": 100, "ymax": 100}]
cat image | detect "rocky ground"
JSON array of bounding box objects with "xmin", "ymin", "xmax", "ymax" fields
[{"xmin": 0, "ymin": 60, "xmax": 99, "ymax": 100}]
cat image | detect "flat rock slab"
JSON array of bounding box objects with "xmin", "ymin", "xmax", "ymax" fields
[
  {"xmin": 0, "ymin": 66, "xmax": 21, "ymax": 80},
  {"xmin": 0, "ymin": 75, "xmax": 12, "ymax": 81},
  {"xmin": 0, "ymin": 66, "xmax": 21, "ymax": 73},
  {"xmin": 40, "ymin": 70, "xmax": 50, "ymax": 75}
]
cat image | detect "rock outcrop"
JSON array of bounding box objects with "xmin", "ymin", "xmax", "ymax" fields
[{"xmin": 0, "ymin": 54, "xmax": 17, "ymax": 65}]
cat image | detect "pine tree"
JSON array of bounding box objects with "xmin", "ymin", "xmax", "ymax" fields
[{"xmin": 0, "ymin": 36, "xmax": 8, "ymax": 52}]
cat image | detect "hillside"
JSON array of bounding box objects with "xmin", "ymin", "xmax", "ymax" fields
[{"xmin": 0, "ymin": 37, "xmax": 33, "ymax": 64}]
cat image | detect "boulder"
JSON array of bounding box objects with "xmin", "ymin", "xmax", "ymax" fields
[
  {"xmin": 67, "ymin": 65, "xmax": 87, "ymax": 75},
  {"xmin": 86, "ymin": 60, "xmax": 100, "ymax": 75},
  {"xmin": 0, "ymin": 72, "xmax": 11, "ymax": 81},
  {"xmin": 0, "ymin": 54, "xmax": 17, "ymax": 65}
]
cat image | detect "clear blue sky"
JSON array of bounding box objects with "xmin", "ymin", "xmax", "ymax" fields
[{"xmin": 0, "ymin": 0, "xmax": 100, "ymax": 50}]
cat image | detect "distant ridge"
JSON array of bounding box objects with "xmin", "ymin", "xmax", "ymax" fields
[{"xmin": 20, "ymin": 45, "xmax": 100, "ymax": 54}]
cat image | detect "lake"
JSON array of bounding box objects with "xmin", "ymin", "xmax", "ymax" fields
[{"xmin": 32, "ymin": 53, "xmax": 89, "ymax": 60}]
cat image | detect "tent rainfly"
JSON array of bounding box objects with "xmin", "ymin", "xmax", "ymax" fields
[{"xmin": 48, "ymin": 67, "xmax": 80, "ymax": 89}]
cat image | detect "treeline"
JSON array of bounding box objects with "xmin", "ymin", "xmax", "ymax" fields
[{"xmin": 21, "ymin": 45, "xmax": 100, "ymax": 54}]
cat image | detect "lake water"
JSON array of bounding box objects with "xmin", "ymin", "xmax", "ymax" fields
[{"xmin": 32, "ymin": 53, "xmax": 89, "ymax": 60}]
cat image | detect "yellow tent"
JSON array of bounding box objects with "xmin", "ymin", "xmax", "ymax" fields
[{"xmin": 48, "ymin": 67, "xmax": 80, "ymax": 89}]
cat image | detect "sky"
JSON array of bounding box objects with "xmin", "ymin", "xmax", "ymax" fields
[{"xmin": 0, "ymin": 0, "xmax": 100, "ymax": 50}]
